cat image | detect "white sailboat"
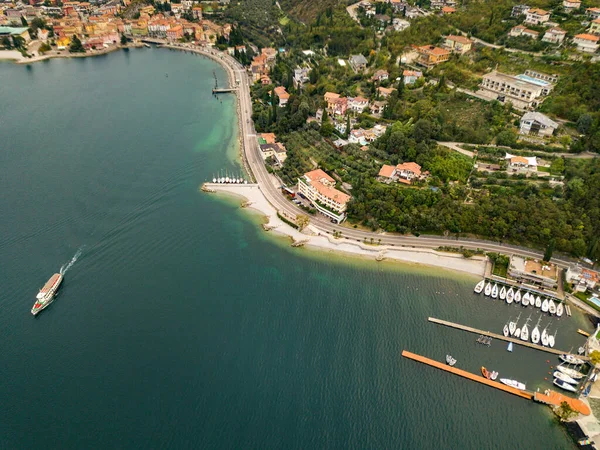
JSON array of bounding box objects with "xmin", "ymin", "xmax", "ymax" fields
[
  {"xmin": 535, "ymin": 296, "xmax": 542, "ymax": 308},
  {"xmin": 514, "ymin": 328, "xmax": 521, "ymax": 338},
  {"xmin": 484, "ymin": 282, "xmax": 492, "ymax": 296},
  {"xmin": 541, "ymin": 323, "xmax": 550, "ymax": 347},
  {"xmin": 499, "ymin": 286, "xmax": 507, "ymax": 300},
  {"xmin": 531, "ymin": 316, "xmax": 542, "ymax": 344},
  {"xmin": 549, "ymin": 300, "xmax": 557, "ymax": 315},
  {"xmin": 503, "ymin": 320, "xmax": 510, "ymax": 337},
  {"xmin": 560, "ymin": 354, "xmax": 585, "ymax": 365},
  {"xmin": 556, "ymin": 302, "xmax": 564, "ymax": 317},
  {"xmin": 553, "ymin": 371, "xmax": 579, "ymax": 385},
  {"xmin": 515, "ymin": 290, "xmax": 522, "ymax": 304},
  {"xmin": 522, "ymin": 292, "xmax": 530, "ymax": 307},
  {"xmin": 520, "ymin": 315, "xmax": 531, "ymax": 341},
  {"xmin": 506, "ymin": 287, "xmax": 514, "ymax": 304},
  {"xmin": 474, "ymin": 280, "xmax": 485, "ymax": 294},
  {"xmin": 554, "ymin": 378, "xmax": 577, "ymax": 393},
  {"xmin": 541, "ymin": 298, "xmax": 549, "ymax": 313},
  {"xmin": 509, "ymin": 312, "xmax": 521, "ymax": 336},
  {"xmin": 492, "ymin": 284, "xmax": 499, "ymax": 299},
  {"xmin": 500, "ymin": 378, "xmax": 526, "ymax": 390},
  {"xmin": 548, "ymin": 330, "xmax": 556, "ymax": 348},
  {"xmin": 556, "ymin": 363, "xmax": 584, "ymax": 380}
]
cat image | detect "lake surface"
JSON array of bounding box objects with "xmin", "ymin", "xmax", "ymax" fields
[{"xmin": 0, "ymin": 48, "xmax": 587, "ymax": 449}]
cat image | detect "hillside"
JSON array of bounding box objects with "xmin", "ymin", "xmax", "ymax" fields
[{"xmin": 278, "ymin": 0, "xmax": 342, "ymax": 23}]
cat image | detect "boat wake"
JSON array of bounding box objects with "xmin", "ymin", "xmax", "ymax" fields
[{"xmin": 60, "ymin": 247, "xmax": 84, "ymax": 275}]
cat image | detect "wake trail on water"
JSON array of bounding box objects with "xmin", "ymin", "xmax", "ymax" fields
[{"xmin": 60, "ymin": 246, "xmax": 85, "ymax": 275}]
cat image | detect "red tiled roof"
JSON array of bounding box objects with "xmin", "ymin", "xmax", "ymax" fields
[
  {"xmin": 305, "ymin": 169, "xmax": 335, "ymax": 184},
  {"xmin": 396, "ymin": 162, "xmax": 422, "ymax": 176},
  {"xmin": 575, "ymin": 33, "xmax": 600, "ymax": 41},
  {"xmin": 378, "ymin": 165, "xmax": 396, "ymax": 178}
]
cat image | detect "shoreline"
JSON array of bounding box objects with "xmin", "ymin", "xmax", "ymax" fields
[
  {"xmin": 0, "ymin": 42, "xmax": 143, "ymax": 64},
  {"xmin": 204, "ymin": 184, "xmax": 487, "ymax": 278}
]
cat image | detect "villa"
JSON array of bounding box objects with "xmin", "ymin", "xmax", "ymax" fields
[
  {"xmin": 519, "ymin": 112, "xmax": 558, "ymax": 137},
  {"xmin": 377, "ymin": 162, "xmax": 422, "ymax": 184},
  {"xmin": 415, "ymin": 45, "xmax": 450, "ymax": 68},
  {"xmin": 505, "ymin": 153, "xmax": 537, "ymax": 172},
  {"xmin": 573, "ymin": 33, "xmax": 600, "ymax": 53},
  {"xmin": 524, "ymin": 8, "xmax": 550, "ymax": 25},
  {"xmin": 273, "ymin": 86, "xmax": 290, "ymax": 107},
  {"xmin": 543, "ymin": 27, "xmax": 567, "ymax": 44},
  {"xmin": 566, "ymin": 265, "xmax": 599, "ymax": 292},
  {"xmin": 444, "ymin": 35, "xmax": 472, "ymax": 54}
]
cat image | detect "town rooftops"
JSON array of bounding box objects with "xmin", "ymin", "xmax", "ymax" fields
[
  {"xmin": 521, "ymin": 112, "xmax": 558, "ymax": 128},
  {"xmin": 575, "ymin": 33, "xmax": 600, "ymax": 41},
  {"xmin": 324, "ymin": 92, "xmax": 340, "ymax": 102}
]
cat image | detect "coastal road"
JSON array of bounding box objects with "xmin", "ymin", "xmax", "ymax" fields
[
  {"xmin": 211, "ymin": 51, "xmax": 580, "ymax": 270},
  {"xmin": 165, "ymin": 43, "xmax": 579, "ymax": 271}
]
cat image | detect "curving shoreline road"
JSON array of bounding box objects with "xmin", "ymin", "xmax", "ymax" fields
[{"xmin": 159, "ymin": 42, "xmax": 582, "ymax": 273}]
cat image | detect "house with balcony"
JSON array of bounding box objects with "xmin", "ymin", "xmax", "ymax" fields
[
  {"xmin": 403, "ymin": 70, "xmax": 423, "ymax": 85},
  {"xmin": 587, "ymin": 7, "xmax": 600, "ymax": 19},
  {"xmin": 562, "ymin": 0, "xmax": 581, "ymax": 12},
  {"xmin": 444, "ymin": 35, "xmax": 472, "ymax": 54},
  {"xmin": 524, "ymin": 8, "xmax": 550, "ymax": 25},
  {"xmin": 589, "ymin": 19, "xmax": 600, "ymax": 35},
  {"xmin": 297, "ymin": 169, "xmax": 351, "ymax": 223},
  {"xmin": 519, "ymin": 112, "xmax": 558, "ymax": 137},
  {"xmin": 512, "ymin": 4, "xmax": 530, "ymax": 17},
  {"xmin": 543, "ymin": 27, "xmax": 567, "ymax": 44},
  {"xmin": 348, "ymin": 96, "xmax": 369, "ymax": 113},
  {"xmin": 371, "ymin": 69, "xmax": 389, "ymax": 82},
  {"xmin": 510, "ymin": 25, "xmax": 539, "ymax": 39},
  {"xmin": 573, "ymin": 33, "xmax": 599, "ymax": 52},
  {"xmin": 273, "ymin": 86, "xmax": 290, "ymax": 107},
  {"xmin": 293, "ymin": 67, "xmax": 310, "ymax": 90},
  {"xmin": 377, "ymin": 162, "xmax": 422, "ymax": 184},
  {"xmin": 505, "ymin": 153, "xmax": 537, "ymax": 171},
  {"xmin": 349, "ymin": 54, "xmax": 368, "ymax": 72},
  {"xmin": 415, "ymin": 45, "xmax": 450, "ymax": 68},
  {"xmin": 566, "ymin": 265, "xmax": 599, "ymax": 292}
]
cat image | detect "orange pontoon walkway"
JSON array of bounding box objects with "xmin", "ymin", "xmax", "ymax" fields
[
  {"xmin": 402, "ymin": 350, "xmax": 533, "ymax": 399},
  {"xmin": 534, "ymin": 390, "xmax": 591, "ymax": 416},
  {"xmin": 402, "ymin": 350, "xmax": 591, "ymax": 416}
]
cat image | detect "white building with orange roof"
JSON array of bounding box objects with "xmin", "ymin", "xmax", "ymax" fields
[
  {"xmin": 444, "ymin": 35, "xmax": 472, "ymax": 54},
  {"xmin": 297, "ymin": 169, "xmax": 351, "ymax": 223},
  {"xmin": 562, "ymin": 0, "xmax": 581, "ymax": 12},
  {"xmin": 505, "ymin": 153, "xmax": 537, "ymax": 171},
  {"xmin": 587, "ymin": 7, "xmax": 600, "ymax": 19},
  {"xmin": 543, "ymin": 27, "xmax": 567, "ymax": 44},
  {"xmin": 524, "ymin": 8, "xmax": 550, "ymax": 25},
  {"xmin": 590, "ymin": 19, "xmax": 600, "ymax": 35},
  {"xmin": 566, "ymin": 265, "xmax": 599, "ymax": 292},
  {"xmin": 348, "ymin": 96, "xmax": 369, "ymax": 113},
  {"xmin": 273, "ymin": 86, "xmax": 290, "ymax": 107},
  {"xmin": 573, "ymin": 33, "xmax": 599, "ymax": 52},
  {"xmin": 377, "ymin": 162, "xmax": 422, "ymax": 184}
]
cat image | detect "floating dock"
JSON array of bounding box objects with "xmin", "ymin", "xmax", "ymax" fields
[
  {"xmin": 428, "ymin": 317, "xmax": 590, "ymax": 360},
  {"xmin": 402, "ymin": 350, "xmax": 591, "ymax": 416},
  {"xmin": 578, "ymin": 329, "xmax": 591, "ymax": 337},
  {"xmin": 402, "ymin": 350, "xmax": 533, "ymax": 399}
]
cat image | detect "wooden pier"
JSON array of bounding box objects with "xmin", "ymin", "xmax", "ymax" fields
[
  {"xmin": 402, "ymin": 350, "xmax": 533, "ymax": 400},
  {"xmin": 428, "ymin": 317, "xmax": 590, "ymax": 360},
  {"xmin": 212, "ymin": 88, "xmax": 237, "ymax": 94},
  {"xmin": 402, "ymin": 350, "xmax": 591, "ymax": 415}
]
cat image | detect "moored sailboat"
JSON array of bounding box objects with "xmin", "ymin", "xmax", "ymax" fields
[
  {"xmin": 484, "ymin": 282, "xmax": 492, "ymax": 296},
  {"xmin": 520, "ymin": 315, "xmax": 532, "ymax": 341},
  {"xmin": 474, "ymin": 280, "xmax": 485, "ymax": 294},
  {"xmin": 556, "ymin": 302, "xmax": 564, "ymax": 317},
  {"xmin": 548, "ymin": 330, "xmax": 556, "ymax": 348},
  {"xmin": 541, "ymin": 298, "xmax": 549, "ymax": 313},
  {"xmin": 535, "ymin": 296, "xmax": 542, "ymax": 308},
  {"xmin": 522, "ymin": 292, "xmax": 530, "ymax": 307},
  {"xmin": 553, "ymin": 371, "xmax": 579, "ymax": 385},
  {"xmin": 515, "ymin": 290, "xmax": 522, "ymax": 304},
  {"xmin": 531, "ymin": 316, "xmax": 542, "ymax": 344},
  {"xmin": 506, "ymin": 287, "xmax": 514, "ymax": 304},
  {"xmin": 491, "ymin": 283, "xmax": 499, "ymax": 299},
  {"xmin": 500, "ymin": 378, "xmax": 526, "ymax": 390},
  {"xmin": 499, "ymin": 286, "xmax": 507, "ymax": 300},
  {"xmin": 509, "ymin": 312, "xmax": 521, "ymax": 336},
  {"xmin": 556, "ymin": 363, "xmax": 584, "ymax": 379},
  {"xmin": 548, "ymin": 299, "xmax": 557, "ymax": 315},
  {"xmin": 560, "ymin": 354, "xmax": 585, "ymax": 365},
  {"xmin": 554, "ymin": 378, "xmax": 577, "ymax": 393},
  {"xmin": 541, "ymin": 323, "xmax": 550, "ymax": 347}
]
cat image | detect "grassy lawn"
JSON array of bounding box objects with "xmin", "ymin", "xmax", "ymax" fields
[
  {"xmin": 279, "ymin": 16, "xmax": 290, "ymax": 25},
  {"xmin": 537, "ymin": 166, "xmax": 551, "ymax": 173},
  {"xmin": 492, "ymin": 261, "xmax": 508, "ymax": 278}
]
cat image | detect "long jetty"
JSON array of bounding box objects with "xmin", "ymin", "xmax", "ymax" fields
[
  {"xmin": 402, "ymin": 350, "xmax": 591, "ymax": 415},
  {"xmin": 428, "ymin": 317, "xmax": 590, "ymax": 360}
]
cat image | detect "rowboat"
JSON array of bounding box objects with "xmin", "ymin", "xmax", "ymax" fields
[
  {"xmin": 481, "ymin": 366, "xmax": 491, "ymax": 379},
  {"xmin": 490, "ymin": 370, "xmax": 498, "ymax": 381},
  {"xmin": 446, "ymin": 355, "xmax": 457, "ymax": 366}
]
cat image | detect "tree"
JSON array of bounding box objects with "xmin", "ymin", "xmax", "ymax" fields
[
  {"xmin": 69, "ymin": 35, "xmax": 85, "ymax": 53},
  {"xmin": 296, "ymin": 214, "xmax": 310, "ymax": 230},
  {"xmin": 556, "ymin": 401, "xmax": 578, "ymax": 421},
  {"xmin": 496, "ymin": 130, "xmax": 517, "ymax": 147},
  {"xmin": 21, "ymin": 16, "xmax": 28, "ymax": 27},
  {"xmin": 590, "ymin": 350, "xmax": 600, "ymax": 365},
  {"xmin": 543, "ymin": 238, "xmax": 555, "ymax": 262},
  {"xmin": 1, "ymin": 36, "xmax": 12, "ymax": 49},
  {"xmin": 120, "ymin": 34, "xmax": 127, "ymax": 45},
  {"xmin": 345, "ymin": 114, "xmax": 351, "ymax": 138}
]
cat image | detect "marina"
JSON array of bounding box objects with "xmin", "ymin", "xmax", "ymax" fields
[{"xmin": 428, "ymin": 317, "xmax": 590, "ymax": 359}]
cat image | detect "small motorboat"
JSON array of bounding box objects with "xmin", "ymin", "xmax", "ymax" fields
[
  {"xmin": 560, "ymin": 354, "xmax": 585, "ymax": 365},
  {"xmin": 491, "ymin": 284, "xmax": 499, "ymax": 299},
  {"xmin": 556, "ymin": 302, "xmax": 564, "ymax": 317},
  {"xmin": 474, "ymin": 280, "xmax": 485, "ymax": 294},
  {"xmin": 484, "ymin": 282, "xmax": 492, "ymax": 296},
  {"xmin": 554, "ymin": 378, "xmax": 577, "ymax": 393},
  {"xmin": 499, "ymin": 286, "xmax": 507, "ymax": 300},
  {"xmin": 507, "ymin": 342, "xmax": 514, "ymax": 352},
  {"xmin": 522, "ymin": 292, "xmax": 530, "ymax": 307},
  {"xmin": 553, "ymin": 371, "xmax": 579, "ymax": 385},
  {"xmin": 515, "ymin": 290, "xmax": 522, "ymax": 304},
  {"xmin": 535, "ymin": 296, "xmax": 542, "ymax": 308},
  {"xmin": 556, "ymin": 364, "xmax": 584, "ymax": 379},
  {"xmin": 500, "ymin": 378, "xmax": 526, "ymax": 390},
  {"xmin": 549, "ymin": 300, "xmax": 557, "ymax": 315},
  {"xmin": 446, "ymin": 355, "xmax": 457, "ymax": 366},
  {"xmin": 490, "ymin": 371, "xmax": 499, "ymax": 381},
  {"xmin": 506, "ymin": 287, "xmax": 514, "ymax": 304},
  {"xmin": 541, "ymin": 298, "xmax": 549, "ymax": 313},
  {"xmin": 578, "ymin": 346, "xmax": 585, "ymax": 355},
  {"xmin": 481, "ymin": 366, "xmax": 491, "ymax": 379}
]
